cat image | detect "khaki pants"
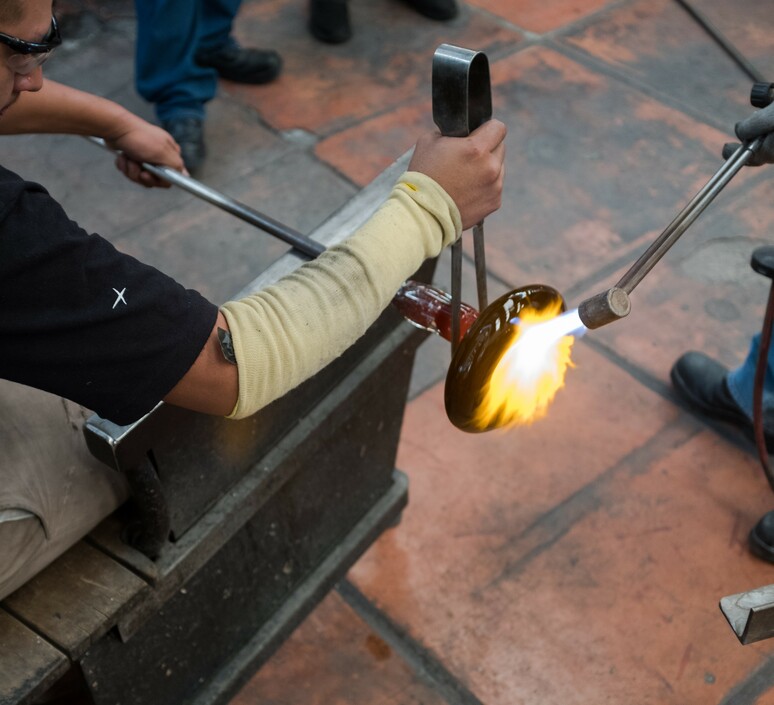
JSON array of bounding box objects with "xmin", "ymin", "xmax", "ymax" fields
[{"xmin": 0, "ymin": 381, "xmax": 129, "ymax": 600}]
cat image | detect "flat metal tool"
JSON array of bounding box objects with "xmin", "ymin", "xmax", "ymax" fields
[
  {"xmin": 432, "ymin": 44, "xmax": 493, "ymax": 350},
  {"xmin": 720, "ymin": 585, "xmax": 774, "ymax": 645}
]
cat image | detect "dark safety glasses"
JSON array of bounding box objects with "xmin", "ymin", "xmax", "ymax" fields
[{"xmin": 0, "ymin": 16, "xmax": 61, "ymax": 75}]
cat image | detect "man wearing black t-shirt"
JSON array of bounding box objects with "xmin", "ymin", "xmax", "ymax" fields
[
  {"xmin": 0, "ymin": 0, "xmax": 506, "ymax": 602},
  {"xmin": 0, "ymin": 0, "xmax": 507, "ymax": 426}
]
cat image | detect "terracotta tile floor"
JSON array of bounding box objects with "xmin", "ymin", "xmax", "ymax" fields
[
  {"xmin": 220, "ymin": 0, "xmax": 774, "ymax": 703},
  {"xmin": 29, "ymin": 0, "xmax": 774, "ymax": 702}
]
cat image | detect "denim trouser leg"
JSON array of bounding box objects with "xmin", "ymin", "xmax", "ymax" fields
[
  {"xmin": 199, "ymin": 0, "xmax": 243, "ymax": 52},
  {"xmin": 134, "ymin": 0, "xmax": 240, "ymax": 122},
  {"xmin": 727, "ymin": 333, "xmax": 774, "ymax": 419}
]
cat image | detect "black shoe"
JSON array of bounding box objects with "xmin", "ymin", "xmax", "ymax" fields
[
  {"xmin": 309, "ymin": 0, "xmax": 352, "ymax": 43},
  {"xmin": 670, "ymin": 351, "xmax": 774, "ymax": 452},
  {"xmin": 195, "ymin": 43, "xmax": 282, "ymax": 84},
  {"xmin": 402, "ymin": 0, "xmax": 458, "ymax": 20},
  {"xmin": 162, "ymin": 118, "xmax": 206, "ymax": 174},
  {"xmin": 750, "ymin": 510, "xmax": 774, "ymax": 563}
]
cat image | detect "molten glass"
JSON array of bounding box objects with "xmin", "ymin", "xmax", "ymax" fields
[
  {"xmin": 392, "ymin": 281, "xmax": 479, "ymax": 343},
  {"xmin": 445, "ymin": 284, "xmax": 582, "ymax": 433}
]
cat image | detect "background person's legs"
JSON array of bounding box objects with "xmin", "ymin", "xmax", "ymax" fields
[
  {"xmin": 134, "ymin": 0, "xmax": 216, "ymax": 172},
  {"xmin": 195, "ymin": 0, "xmax": 282, "ymax": 85}
]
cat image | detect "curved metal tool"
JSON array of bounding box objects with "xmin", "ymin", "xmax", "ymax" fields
[{"xmin": 432, "ymin": 44, "xmax": 493, "ymax": 350}]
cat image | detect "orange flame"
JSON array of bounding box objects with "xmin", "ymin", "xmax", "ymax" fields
[{"xmin": 472, "ymin": 302, "xmax": 581, "ymax": 429}]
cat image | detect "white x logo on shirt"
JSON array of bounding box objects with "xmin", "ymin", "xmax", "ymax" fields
[{"xmin": 112, "ymin": 287, "xmax": 127, "ymax": 309}]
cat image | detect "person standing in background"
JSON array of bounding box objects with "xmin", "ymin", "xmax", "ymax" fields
[
  {"xmin": 309, "ymin": 0, "xmax": 459, "ymax": 45},
  {"xmin": 134, "ymin": 0, "xmax": 282, "ymax": 173}
]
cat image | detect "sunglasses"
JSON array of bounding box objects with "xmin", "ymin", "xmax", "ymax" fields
[{"xmin": 0, "ymin": 16, "xmax": 61, "ymax": 75}]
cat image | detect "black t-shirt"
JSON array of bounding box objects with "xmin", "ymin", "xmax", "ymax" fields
[{"xmin": 0, "ymin": 165, "xmax": 218, "ymax": 425}]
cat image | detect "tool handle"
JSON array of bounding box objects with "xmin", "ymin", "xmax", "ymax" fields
[{"xmin": 432, "ymin": 44, "xmax": 492, "ymax": 138}]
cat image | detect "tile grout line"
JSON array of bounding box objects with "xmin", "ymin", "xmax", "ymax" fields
[
  {"xmin": 546, "ymin": 37, "xmax": 743, "ymax": 135},
  {"xmin": 336, "ymin": 579, "xmax": 487, "ymax": 705},
  {"xmin": 718, "ymin": 654, "xmax": 774, "ymax": 704}
]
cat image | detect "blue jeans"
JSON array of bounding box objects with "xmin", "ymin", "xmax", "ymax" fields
[
  {"xmin": 134, "ymin": 0, "xmax": 243, "ymax": 122},
  {"xmin": 727, "ymin": 333, "xmax": 774, "ymax": 418}
]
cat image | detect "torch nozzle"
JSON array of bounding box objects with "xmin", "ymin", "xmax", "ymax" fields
[{"xmin": 577, "ymin": 287, "xmax": 632, "ymax": 330}]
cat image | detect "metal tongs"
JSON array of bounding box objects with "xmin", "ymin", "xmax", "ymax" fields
[{"xmin": 432, "ymin": 44, "xmax": 493, "ymax": 351}]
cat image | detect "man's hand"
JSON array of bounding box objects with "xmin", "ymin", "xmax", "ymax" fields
[
  {"xmin": 722, "ymin": 102, "xmax": 774, "ymax": 166},
  {"xmin": 408, "ymin": 119, "xmax": 507, "ymax": 230},
  {"xmin": 0, "ymin": 79, "xmax": 187, "ymax": 185},
  {"xmin": 107, "ymin": 120, "xmax": 186, "ymax": 188}
]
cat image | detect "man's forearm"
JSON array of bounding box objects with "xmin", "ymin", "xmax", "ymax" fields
[
  {"xmin": 0, "ymin": 79, "xmax": 141, "ymax": 140},
  {"xmin": 220, "ymin": 172, "xmax": 462, "ymax": 420}
]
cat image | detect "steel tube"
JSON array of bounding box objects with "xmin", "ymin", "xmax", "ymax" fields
[
  {"xmin": 472, "ymin": 221, "xmax": 488, "ymax": 311},
  {"xmin": 615, "ymin": 138, "xmax": 762, "ymax": 295},
  {"xmin": 86, "ymin": 136, "xmax": 326, "ymax": 259}
]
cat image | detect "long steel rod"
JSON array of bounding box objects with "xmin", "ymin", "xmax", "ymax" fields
[
  {"xmin": 615, "ymin": 137, "xmax": 762, "ymax": 294},
  {"xmin": 86, "ymin": 136, "xmax": 326, "ymax": 259},
  {"xmin": 472, "ymin": 220, "xmax": 488, "ymax": 310},
  {"xmin": 450, "ymin": 240, "xmax": 463, "ymax": 351}
]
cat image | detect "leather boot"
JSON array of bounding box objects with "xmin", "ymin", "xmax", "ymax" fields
[
  {"xmin": 196, "ymin": 43, "xmax": 282, "ymax": 84},
  {"xmin": 309, "ymin": 0, "xmax": 351, "ymax": 43},
  {"xmin": 670, "ymin": 351, "xmax": 774, "ymax": 452},
  {"xmin": 162, "ymin": 118, "xmax": 206, "ymax": 174}
]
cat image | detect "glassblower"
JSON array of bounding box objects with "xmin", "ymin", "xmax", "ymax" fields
[{"xmin": 88, "ymin": 56, "xmax": 774, "ymax": 440}]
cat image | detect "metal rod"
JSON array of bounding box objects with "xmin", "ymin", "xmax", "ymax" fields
[
  {"xmin": 472, "ymin": 220, "xmax": 488, "ymax": 310},
  {"xmin": 450, "ymin": 240, "xmax": 463, "ymax": 351},
  {"xmin": 85, "ymin": 136, "xmax": 326, "ymax": 260},
  {"xmin": 615, "ymin": 137, "xmax": 762, "ymax": 294}
]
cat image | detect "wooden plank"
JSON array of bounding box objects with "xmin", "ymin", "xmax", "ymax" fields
[
  {"xmin": 2, "ymin": 542, "xmax": 149, "ymax": 661},
  {"xmin": 87, "ymin": 516, "xmax": 160, "ymax": 585},
  {"xmin": 0, "ymin": 608, "xmax": 69, "ymax": 705}
]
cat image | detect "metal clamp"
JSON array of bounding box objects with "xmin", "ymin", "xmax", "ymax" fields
[{"xmin": 432, "ymin": 44, "xmax": 492, "ymax": 349}]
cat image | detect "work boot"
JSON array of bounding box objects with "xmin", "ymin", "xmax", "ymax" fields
[
  {"xmin": 309, "ymin": 0, "xmax": 351, "ymax": 43},
  {"xmin": 402, "ymin": 0, "xmax": 459, "ymax": 21},
  {"xmin": 750, "ymin": 510, "xmax": 774, "ymax": 564},
  {"xmin": 162, "ymin": 118, "xmax": 206, "ymax": 175},
  {"xmin": 670, "ymin": 351, "xmax": 774, "ymax": 452},
  {"xmin": 196, "ymin": 42, "xmax": 282, "ymax": 84}
]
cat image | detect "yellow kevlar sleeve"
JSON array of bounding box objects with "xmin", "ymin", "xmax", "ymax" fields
[{"xmin": 220, "ymin": 171, "xmax": 462, "ymax": 420}]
